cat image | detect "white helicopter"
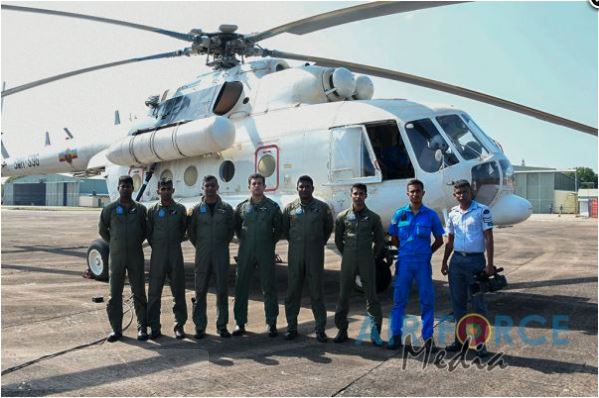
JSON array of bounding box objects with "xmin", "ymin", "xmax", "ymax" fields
[{"xmin": 2, "ymin": 2, "xmax": 597, "ymax": 283}]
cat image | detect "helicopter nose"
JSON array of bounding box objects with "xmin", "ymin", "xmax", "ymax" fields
[{"xmin": 490, "ymin": 193, "xmax": 533, "ymax": 226}]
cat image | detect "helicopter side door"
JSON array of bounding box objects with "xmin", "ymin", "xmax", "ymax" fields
[
  {"xmin": 328, "ymin": 125, "xmax": 380, "ymax": 183},
  {"xmin": 326, "ymin": 125, "xmax": 381, "ymax": 212}
]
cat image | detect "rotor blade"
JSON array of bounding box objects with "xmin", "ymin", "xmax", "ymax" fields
[
  {"xmin": 2, "ymin": 4, "xmax": 195, "ymax": 42},
  {"xmin": 266, "ymin": 50, "xmax": 597, "ymax": 136},
  {"xmin": 247, "ymin": 1, "xmax": 467, "ymax": 43},
  {"xmin": 1, "ymin": 50, "xmax": 189, "ymax": 97}
]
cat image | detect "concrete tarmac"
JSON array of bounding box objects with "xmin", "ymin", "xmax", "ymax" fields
[{"xmin": 1, "ymin": 209, "xmax": 597, "ymax": 396}]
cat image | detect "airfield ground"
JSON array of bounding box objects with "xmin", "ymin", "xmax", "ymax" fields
[{"xmin": 1, "ymin": 209, "xmax": 597, "ymax": 396}]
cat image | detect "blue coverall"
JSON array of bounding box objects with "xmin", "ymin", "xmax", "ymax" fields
[{"xmin": 388, "ymin": 205, "xmax": 444, "ymax": 341}]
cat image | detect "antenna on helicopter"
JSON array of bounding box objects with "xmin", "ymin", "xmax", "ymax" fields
[
  {"xmin": 63, "ymin": 127, "xmax": 74, "ymax": 140},
  {"xmin": 44, "ymin": 131, "xmax": 51, "ymax": 146},
  {"xmin": 114, "ymin": 110, "xmax": 121, "ymax": 126},
  {"xmin": 1, "ymin": 136, "xmax": 10, "ymax": 159}
]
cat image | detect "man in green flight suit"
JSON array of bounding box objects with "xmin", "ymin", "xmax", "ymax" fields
[
  {"xmin": 146, "ymin": 178, "xmax": 188, "ymax": 339},
  {"xmin": 333, "ymin": 183, "xmax": 385, "ymax": 346},
  {"xmin": 233, "ymin": 173, "xmax": 283, "ymax": 337},
  {"xmin": 99, "ymin": 175, "xmax": 149, "ymax": 342},
  {"xmin": 188, "ymin": 175, "xmax": 235, "ymax": 339},
  {"xmin": 282, "ymin": 175, "xmax": 334, "ymax": 342}
]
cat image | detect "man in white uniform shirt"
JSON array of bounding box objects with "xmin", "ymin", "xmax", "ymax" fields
[{"xmin": 441, "ymin": 180, "xmax": 494, "ymax": 356}]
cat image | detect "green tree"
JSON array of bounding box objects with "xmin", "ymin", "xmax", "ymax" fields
[{"xmin": 566, "ymin": 167, "xmax": 598, "ymax": 189}]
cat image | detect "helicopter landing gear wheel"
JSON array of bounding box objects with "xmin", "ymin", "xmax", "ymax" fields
[{"xmin": 87, "ymin": 239, "xmax": 109, "ymax": 282}]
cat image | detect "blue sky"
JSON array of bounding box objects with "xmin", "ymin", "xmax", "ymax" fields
[{"xmin": 2, "ymin": 1, "xmax": 597, "ymax": 171}]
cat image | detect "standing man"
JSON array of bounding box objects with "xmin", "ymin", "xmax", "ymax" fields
[
  {"xmin": 233, "ymin": 173, "xmax": 283, "ymax": 337},
  {"xmin": 441, "ymin": 179, "xmax": 494, "ymax": 356},
  {"xmin": 387, "ymin": 179, "xmax": 444, "ymax": 350},
  {"xmin": 333, "ymin": 183, "xmax": 385, "ymax": 346},
  {"xmin": 282, "ymin": 175, "xmax": 334, "ymax": 342},
  {"xmin": 99, "ymin": 175, "xmax": 148, "ymax": 342},
  {"xmin": 146, "ymin": 178, "xmax": 188, "ymax": 340},
  {"xmin": 188, "ymin": 175, "xmax": 235, "ymax": 339}
]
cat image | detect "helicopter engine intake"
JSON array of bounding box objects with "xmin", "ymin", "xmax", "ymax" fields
[{"xmin": 106, "ymin": 116, "xmax": 235, "ymax": 167}]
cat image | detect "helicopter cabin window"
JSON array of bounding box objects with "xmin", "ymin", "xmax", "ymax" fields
[
  {"xmin": 365, "ymin": 121, "xmax": 414, "ymax": 180},
  {"xmin": 404, "ymin": 119, "xmax": 458, "ymax": 173},
  {"xmin": 213, "ymin": 81, "xmax": 243, "ymax": 115},
  {"xmin": 219, "ymin": 160, "xmax": 235, "ymax": 182},
  {"xmin": 183, "ymin": 165, "xmax": 198, "ymax": 187},
  {"xmin": 329, "ymin": 126, "xmax": 376, "ymax": 181},
  {"xmin": 436, "ymin": 114, "xmax": 490, "ymax": 160},
  {"xmin": 160, "ymin": 169, "xmax": 173, "ymax": 181}
]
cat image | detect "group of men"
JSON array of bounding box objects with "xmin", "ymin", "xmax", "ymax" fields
[{"xmin": 99, "ymin": 173, "xmax": 494, "ymax": 355}]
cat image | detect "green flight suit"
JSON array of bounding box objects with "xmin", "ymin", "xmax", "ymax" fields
[
  {"xmin": 146, "ymin": 201, "xmax": 188, "ymax": 332},
  {"xmin": 334, "ymin": 206, "xmax": 385, "ymax": 332},
  {"xmin": 282, "ymin": 198, "xmax": 334, "ymax": 334},
  {"xmin": 99, "ymin": 200, "xmax": 148, "ymax": 333},
  {"xmin": 188, "ymin": 196, "xmax": 234, "ymax": 333},
  {"xmin": 234, "ymin": 196, "xmax": 283, "ymax": 327}
]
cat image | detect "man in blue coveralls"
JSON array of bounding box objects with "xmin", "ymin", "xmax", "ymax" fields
[{"xmin": 387, "ymin": 179, "xmax": 444, "ymax": 350}]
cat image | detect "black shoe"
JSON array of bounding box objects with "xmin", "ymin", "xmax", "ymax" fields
[
  {"xmin": 333, "ymin": 329, "xmax": 348, "ymax": 343},
  {"xmin": 194, "ymin": 330, "xmax": 206, "ymax": 339},
  {"xmin": 424, "ymin": 339, "xmax": 439, "ymax": 353},
  {"xmin": 174, "ymin": 326, "xmax": 185, "ymax": 340},
  {"xmin": 106, "ymin": 331, "xmax": 122, "ymax": 343},
  {"xmin": 137, "ymin": 328, "xmax": 149, "ymax": 341},
  {"xmin": 316, "ymin": 331, "xmax": 328, "ymax": 343},
  {"xmin": 445, "ymin": 341, "xmax": 464, "ymax": 352},
  {"xmin": 150, "ymin": 329, "xmax": 162, "ymax": 340},
  {"xmin": 267, "ymin": 325, "xmax": 278, "ymax": 338},
  {"xmin": 218, "ymin": 328, "xmax": 231, "ymax": 338},
  {"xmin": 232, "ymin": 325, "xmax": 246, "ymax": 337},
  {"xmin": 284, "ymin": 330, "xmax": 298, "ymax": 340},
  {"xmin": 387, "ymin": 335, "xmax": 402, "ymax": 350}
]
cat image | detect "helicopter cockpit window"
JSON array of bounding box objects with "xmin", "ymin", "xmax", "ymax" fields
[
  {"xmin": 460, "ymin": 113, "xmax": 500, "ymax": 153},
  {"xmin": 436, "ymin": 114, "xmax": 490, "ymax": 160},
  {"xmin": 156, "ymin": 86, "xmax": 218, "ymax": 126},
  {"xmin": 329, "ymin": 126, "xmax": 376, "ymax": 181},
  {"xmin": 213, "ymin": 81, "xmax": 243, "ymax": 115},
  {"xmin": 366, "ymin": 121, "xmax": 415, "ymax": 180},
  {"xmin": 404, "ymin": 119, "xmax": 458, "ymax": 173}
]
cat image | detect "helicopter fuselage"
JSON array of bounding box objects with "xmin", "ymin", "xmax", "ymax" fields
[{"xmin": 3, "ymin": 59, "xmax": 532, "ymax": 226}]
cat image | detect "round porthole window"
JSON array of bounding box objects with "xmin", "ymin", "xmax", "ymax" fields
[
  {"xmin": 257, "ymin": 154, "xmax": 276, "ymax": 177},
  {"xmin": 219, "ymin": 160, "xmax": 235, "ymax": 182},
  {"xmin": 131, "ymin": 174, "xmax": 142, "ymax": 192},
  {"xmin": 160, "ymin": 169, "xmax": 173, "ymax": 181},
  {"xmin": 183, "ymin": 165, "xmax": 198, "ymax": 186}
]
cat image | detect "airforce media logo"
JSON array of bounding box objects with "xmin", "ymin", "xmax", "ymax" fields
[
  {"xmin": 590, "ymin": 0, "xmax": 599, "ymax": 10},
  {"xmin": 456, "ymin": 313, "xmax": 492, "ymax": 348}
]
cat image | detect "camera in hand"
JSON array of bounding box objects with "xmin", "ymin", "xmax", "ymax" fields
[{"xmin": 470, "ymin": 266, "xmax": 507, "ymax": 296}]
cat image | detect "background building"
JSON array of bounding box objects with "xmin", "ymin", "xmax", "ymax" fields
[
  {"xmin": 577, "ymin": 188, "xmax": 598, "ymax": 218},
  {"xmin": 513, "ymin": 166, "xmax": 577, "ymax": 214},
  {"xmin": 2, "ymin": 174, "xmax": 108, "ymax": 207}
]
